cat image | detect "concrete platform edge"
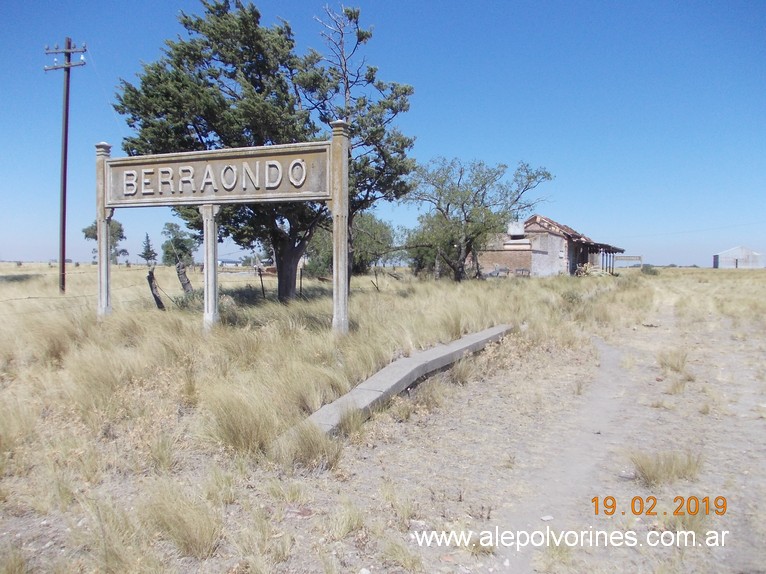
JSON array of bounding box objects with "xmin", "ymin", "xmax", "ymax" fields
[{"xmin": 307, "ymin": 324, "xmax": 512, "ymax": 435}]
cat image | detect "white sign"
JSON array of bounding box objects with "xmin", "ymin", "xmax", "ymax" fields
[{"xmin": 106, "ymin": 141, "xmax": 330, "ymax": 208}]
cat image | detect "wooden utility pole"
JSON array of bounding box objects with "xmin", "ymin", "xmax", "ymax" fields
[{"xmin": 45, "ymin": 38, "xmax": 86, "ymax": 294}]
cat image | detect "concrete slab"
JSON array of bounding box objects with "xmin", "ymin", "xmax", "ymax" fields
[
  {"xmin": 307, "ymin": 388, "xmax": 382, "ymax": 432},
  {"xmin": 306, "ymin": 324, "xmax": 512, "ymax": 436}
]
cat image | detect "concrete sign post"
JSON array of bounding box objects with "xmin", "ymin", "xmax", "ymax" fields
[
  {"xmin": 96, "ymin": 142, "xmax": 113, "ymax": 318},
  {"xmin": 200, "ymin": 204, "xmax": 221, "ymax": 330},
  {"xmin": 96, "ymin": 126, "xmax": 349, "ymax": 333},
  {"xmin": 330, "ymin": 121, "xmax": 349, "ymax": 335}
]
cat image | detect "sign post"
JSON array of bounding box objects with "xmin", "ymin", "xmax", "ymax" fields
[
  {"xmin": 200, "ymin": 204, "xmax": 221, "ymax": 330},
  {"xmin": 97, "ymin": 130, "xmax": 349, "ymax": 333},
  {"xmin": 330, "ymin": 121, "xmax": 349, "ymax": 335},
  {"xmin": 96, "ymin": 142, "xmax": 112, "ymax": 318}
]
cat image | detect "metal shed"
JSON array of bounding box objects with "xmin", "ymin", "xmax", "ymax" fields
[{"xmin": 713, "ymin": 246, "xmax": 762, "ymax": 269}]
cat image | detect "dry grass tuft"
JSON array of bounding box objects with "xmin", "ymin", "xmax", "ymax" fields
[
  {"xmin": 62, "ymin": 343, "xmax": 145, "ymax": 424},
  {"xmin": 630, "ymin": 450, "xmax": 703, "ymax": 487},
  {"xmin": 666, "ymin": 377, "xmax": 688, "ymax": 395},
  {"xmin": 383, "ymin": 539, "xmax": 423, "ymax": 572},
  {"xmin": 382, "ymin": 481, "xmax": 418, "ymax": 530},
  {"xmin": 437, "ymin": 306, "xmax": 466, "ymax": 341},
  {"xmin": 0, "ymin": 395, "xmax": 36, "ymax": 473},
  {"xmin": 536, "ymin": 541, "xmax": 575, "ymax": 571},
  {"xmin": 78, "ymin": 495, "xmax": 161, "ymax": 573},
  {"xmin": 447, "ymin": 357, "xmax": 477, "ymax": 386},
  {"xmin": 205, "ymin": 466, "xmax": 237, "ymax": 506},
  {"xmin": 337, "ymin": 407, "xmax": 367, "ymax": 439},
  {"xmin": 326, "ymin": 499, "xmax": 365, "ymax": 540},
  {"xmin": 205, "ymin": 385, "xmax": 280, "ymax": 454},
  {"xmin": 233, "ymin": 506, "xmax": 292, "ymax": 566},
  {"xmin": 0, "ymin": 543, "xmax": 30, "ymax": 574},
  {"xmin": 269, "ymin": 422, "xmax": 343, "ymax": 472},
  {"xmin": 412, "ymin": 378, "xmax": 447, "ymax": 413},
  {"xmin": 149, "ymin": 432, "xmax": 177, "ymax": 473},
  {"xmin": 464, "ymin": 532, "xmax": 496, "ymax": 556},
  {"xmin": 386, "ymin": 395, "xmax": 416, "ymax": 423},
  {"xmin": 267, "ymin": 479, "xmax": 309, "ymax": 505},
  {"xmin": 141, "ymin": 480, "xmax": 222, "ymax": 559},
  {"xmin": 658, "ymin": 348, "xmax": 689, "ymax": 374},
  {"xmin": 660, "ymin": 509, "xmax": 709, "ymax": 536}
]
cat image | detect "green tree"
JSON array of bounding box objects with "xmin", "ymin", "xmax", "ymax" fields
[
  {"xmin": 304, "ymin": 226, "xmax": 332, "ymax": 277},
  {"xmin": 139, "ymin": 233, "xmax": 158, "ymax": 266},
  {"xmin": 305, "ymin": 212, "xmax": 394, "ymax": 276},
  {"xmin": 405, "ymin": 225, "xmax": 439, "ymax": 277},
  {"xmin": 161, "ymin": 223, "xmax": 200, "ymax": 266},
  {"xmin": 302, "ymin": 6, "xmax": 415, "ymax": 279},
  {"xmin": 239, "ymin": 253, "xmax": 257, "ymax": 267},
  {"xmin": 350, "ymin": 213, "xmax": 395, "ymax": 274},
  {"xmin": 82, "ymin": 219, "xmax": 129, "ymax": 264},
  {"xmin": 115, "ymin": 0, "xmax": 320, "ymax": 301},
  {"xmin": 407, "ymin": 158, "xmax": 553, "ymax": 281},
  {"xmin": 113, "ymin": 1, "xmax": 414, "ymax": 301}
]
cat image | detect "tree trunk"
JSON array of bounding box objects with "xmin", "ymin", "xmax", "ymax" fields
[
  {"xmin": 175, "ymin": 262, "xmax": 193, "ymax": 294},
  {"xmin": 470, "ymin": 245, "xmax": 482, "ymax": 278},
  {"xmin": 270, "ymin": 217, "xmax": 315, "ymax": 303},
  {"xmin": 146, "ymin": 267, "xmax": 165, "ymax": 310},
  {"xmin": 442, "ymin": 255, "xmax": 462, "ymax": 282},
  {"xmin": 456, "ymin": 238, "xmax": 468, "ymax": 282},
  {"xmin": 275, "ymin": 246, "xmax": 304, "ymax": 302}
]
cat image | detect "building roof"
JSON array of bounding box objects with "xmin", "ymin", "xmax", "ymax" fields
[
  {"xmin": 524, "ymin": 214, "xmax": 624, "ymax": 254},
  {"xmin": 714, "ymin": 246, "xmax": 760, "ymax": 257}
]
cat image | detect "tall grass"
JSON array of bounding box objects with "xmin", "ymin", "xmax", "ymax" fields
[
  {"xmin": 269, "ymin": 422, "xmax": 343, "ymax": 472},
  {"xmin": 5, "ymin": 263, "xmax": 760, "ymax": 569},
  {"xmin": 0, "ymin": 266, "xmax": 662, "ymax": 472},
  {"xmin": 141, "ymin": 479, "xmax": 223, "ymax": 559},
  {"xmin": 204, "ymin": 381, "xmax": 283, "ymax": 455},
  {"xmin": 77, "ymin": 495, "xmax": 161, "ymax": 573}
]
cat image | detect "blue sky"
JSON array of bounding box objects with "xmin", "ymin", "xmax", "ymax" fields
[{"xmin": 1, "ymin": 0, "xmax": 764, "ymax": 266}]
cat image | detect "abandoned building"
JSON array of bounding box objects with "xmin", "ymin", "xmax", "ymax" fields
[
  {"xmin": 476, "ymin": 214, "xmax": 625, "ymax": 277},
  {"xmin": 713, "ymin": 246, "xmax": 763, "ymax": 269}
]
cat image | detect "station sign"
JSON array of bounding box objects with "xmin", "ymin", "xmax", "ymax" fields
[{"xmin": 105, "ymin": 141, "xmax": 330, "ymax": 208}]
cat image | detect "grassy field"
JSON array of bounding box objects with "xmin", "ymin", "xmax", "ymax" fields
[{"xmin": 0, "ymin": 262, "xmax": 763, "ymax": 572}]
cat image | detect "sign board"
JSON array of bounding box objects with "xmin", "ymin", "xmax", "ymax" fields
[
  {"xmin": 105, "ymin": 141, "xmax": 331, "ymax": 208},
  {"xmin": 614, "ymin": 255, "xmax": 642, "ymax": 262},
  {"xmin": 96, "ymin": 122, "xmax": 349, "ymax": 333}
]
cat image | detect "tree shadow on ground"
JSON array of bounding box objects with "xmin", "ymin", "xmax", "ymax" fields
[
  {"xmin": 0, "ymin": 274, "xmax": 41, "ymax": 283},
  {"xmin": 222, "ymin": 283, "xmax": 333, "ymax": 306}
]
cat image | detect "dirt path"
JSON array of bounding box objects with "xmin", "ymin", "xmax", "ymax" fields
[{"xmin": 279, "ymin": 286, "xmax": 765, "ymax": 573}]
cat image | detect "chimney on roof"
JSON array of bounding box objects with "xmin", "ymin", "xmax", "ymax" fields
[{"xmin": 507, "ymin": 220, "xmax": 525, "ymax": 238}]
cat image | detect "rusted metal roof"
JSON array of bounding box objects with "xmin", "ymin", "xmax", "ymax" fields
[{"xmin": 524, "ymin": 214, "xmax": 624, "ymax": 254}]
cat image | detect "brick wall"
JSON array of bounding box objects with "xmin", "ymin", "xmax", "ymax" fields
[{"xmin": 476, "ymin": 250, "xmax": 532, "ymax": 274}]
